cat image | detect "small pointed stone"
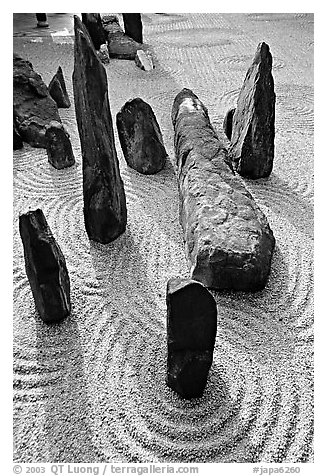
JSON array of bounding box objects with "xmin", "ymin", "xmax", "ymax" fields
[
  {"xmin": 166, "ymin": 277, "xmax": 217, "ymax": 399},
  {"xmin": 45, "ymin": 121, "xmax": 75, "ymax": 169},
  {"xmin": 229, "ymin": 42, "xmax": 275, "ymax": 178},
  {"xmin": 48, "ymin": 66, "xmax": 71, "ymax": 108},
  {"xmin": 19, "ymin": 209, "xmax": 71, "ymax": 323},
  {"xmin": 135, "ymin": 50, "xmax": 154, "ymax": 71},
  {"xmin": 117, "ymin": 98, "xmax": 167, "ymax": 174}
]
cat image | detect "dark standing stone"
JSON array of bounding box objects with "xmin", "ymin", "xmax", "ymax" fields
[
  {"xmin": 223, "ymin": 107, "xmax": 235, "ymax": 141},
  {"xmin": 122, "ymin": 13, "xmax": 143, "ymax": 44},
  {"xmin": 102, "ymin": 15, "xmax": 142, "ymax": 60},
  {"xmin": 81, "ymin": 13, "xmax": 106, "ymax": 50},
  {"xmin": 45, "ymin": 121, "xmax": 75, "ymax": 170},
  {"xmin": 48, "ymin": 66, "xmax": 71, "ymax": 108},
  {"xmin": 166, "ymin": 277, "xmax": 217, "ymax": 399},
  {"xmin": 73, "ymin": 15, "xmax": 127, "ymax": 244},
  {"xmin": 172, "ymin": 88, "xmax": 275, "ymax": 291},
  {"xmin": 229, "ymin": 42, "xmax": 275, "ymax": 178},
  {"xmin": 14, "ymin": 118, "xmax": 23, "ymax": 150},
  {"xmin": 19, "ymin": 209, "xmax": 71, "ymax": 323},
  {"xmin": 116, "ymin": 98, "xmax": 167, "ymax": 174},
  {"xmin": 13, "ymin": 53, "xmax": 61, "ymax": 148}
]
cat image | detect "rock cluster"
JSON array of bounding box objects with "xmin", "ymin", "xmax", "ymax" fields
[
  {"xmin": 73, "ymin": 15, "xmax": 127, "ymax": 243},
  {"xmin": 102, "ymin": 15, "xmax": 142, "ymax": 59},
  {"xmin": 13, "ymin": 53, "xmax": 61, "ymax": 148},
  {"xmin": 166, "ymin": 277, "xmax": 217, "ymax": 399},
  {"xmin": 45, "ymin": 121, "xmax": 75, "ymax": 170},
  {"xmin": 48, "ymin": 66, "xmax": 71, "ymax": 108},
  {"xmin": 172, "ymin": 88, "xmax": 275, "ymax": 291},
  {"xmin": 116, "ymin": 98, "xmax": 167, "ymax": 174},
  {"xmin": 229, "ymin": 42, "xmax": 276, "ymax": 178},
  {"xmin": 19, "ymin": 209, "xmax": 71, "ymax": 323}
]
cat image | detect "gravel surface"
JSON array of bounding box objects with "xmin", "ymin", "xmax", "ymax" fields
[{"xmin": 13, "ymin": 13, "xmax": 314, "ymax": 463}]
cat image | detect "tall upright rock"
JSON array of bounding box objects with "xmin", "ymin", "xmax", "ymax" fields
[
  {"xmin": 19, "ymin": 209, "xmax": 71, "ymax": 323},
  {"xmin": 166, "ymin": 277, "xmax": 217, "ymax": 399},
  {"xmin": 172, "ymin": 88, "xmax": 275, "ymax": 291},
  {"xmin": 122, "ymin": 13, "xmax": 143, "ymax": 44},
  {"xmin": 73, "ymin": 15, "xmax": 127, "ymax": 243},
  {"xmin": 229, "ymin": 42, "xmax": 275, "ymax": 179},
  {"xmin": 48, "ymin": 66, "xmax": 71, "ymax": 108},
  {"xmin": 81, "ymin": 13, "xmax": 106, "ymax": 50},
  {"xmin": 13, "ymin": 53, "xmax": 61, "ymax": 148}
]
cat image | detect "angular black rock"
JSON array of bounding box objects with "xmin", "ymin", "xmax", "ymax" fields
[
  {"xmin": 48, "ymin": 66, "xmax": 71, "ymax": 108},
  {"xmin": 102, "ymin": 15, "xmax": 142, "ymax": 59},
  {"xmin": 14, "ymin": 119, "xmax": 23, "ymax": 150},
  {"xmin": 122, "ymin": 13, "xmax": 143, "ymax": 44},
  {"xmin": 73, "ymin": 15, "xmax": 127, "ymax": 243},
  {"xmin": 229, "ymin": 42, "xmax": 276, "ymax": 178},
  {"xmin": 81, "ymin": 13, "xmax": 106, "ymax": 50},
  {"xmin": 116, "ymin": 98, "xmax": 167, "ymax": 174},
  {"xmin": 19, "ymin": 209, "xmax": 71, "ymax": 323},
  {"xmin": 172, "ymin": 88, "xmax": 275, "ymax": 291},
  {"xmin": 45, "ymin": 121, "xmax": 75, "ymax": 169},
  {"xmin": 13, "ymin": 53, "xmax": 61, "ymax": 148},
  {"xmin": 166, "ymin": 277, "xmax": 217, "ymax": 399},
  {"xmin": 223, "ymin": 107, "xmax": 235, "ymax": 141}
]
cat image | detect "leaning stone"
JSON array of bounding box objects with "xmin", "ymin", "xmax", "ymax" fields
[
  {"xmin": 135, "ymin": 50, "xmax": 154, "ymax": 71},
  {"xmin": 102, "ymin": 15, "xmax": 142, "ymax": 60},
  {"xmin": 97, "ymin": 43, "xmax": 110, "ymax": 64},
  {"xmin": 13, "ymin": 53, "xmax": 61, "ymax": 148},
  {"xmin": 166, "ymin": 277, "xmax": 217, "ymax": 399},
  {"xmin": 172, "ymin": 88, "xmax": 275, "ymax": 291},
  {"xmin": 81, "ymin": 13, "xmax": 106, "ymax": 50},
  {"xmin": 122, "ymin": 13, "xmax": 143, "ymax": 44},
  {"xmin": 229, "ymin": 42, "xmax": 276, "ymax": 178},
  {"xmin": 45, "ymin": 121, "xmax": 75, "ymax": 170},
  {"xmin": 223, "ymin": 107, "xmax": 235, "ymax": 141},
  {"xmin": 19, "ymin": 209, "xmax": 71, "ymax": 323},
  {"xmin": 14, "ymin": 120, "xmax": 23, "ymax": 150},
  {"xmin": 116, "ymin": 98, "xmax": 167, "ymax": 174},
  {"xmin": 48, "ymin": 66, "xmax": 71, "ymax": 108},
  {"xmin": 73, "ymin": 15, "xmax": 127, "ymax": 243}
]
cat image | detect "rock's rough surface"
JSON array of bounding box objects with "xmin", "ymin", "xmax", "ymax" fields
[
  {"xmin": 19, "ymin": 209, "xmax": 71, "ymax": 323},
  {"xmin": 97, "ymin": 44, "xmax": 110, "ymax": 64},
  {"xmin": 45, "ymin": 121, "xmax": 75, "ymax": 169},
  {"xmin": 116, "ymin": 98, "xmax": 167, "ymax": 174},
  {"xmin": 166, "ymin": 277, "xmax": 217, "ymax": 399},
  {"xmin": 14, "ymin": 119, "xmax": 23, "ymax": 150},
  {"xmin": 13, "ymin": 53, "xmax": 61, "ymax": 148},
  {"xmin": 172, "ymin": 88, "xmax": 275, "ymax": 291},
  {"xmin": 135, "ymin": 50, "xmax": 154, "ymax": 71},
  {"xmin": 73, "ymin": 15, "xmax": 127, "ymax": 243},
  {"xmin": 122, "ymin": 13, "xmax": 143, "ymax": 44},
  {"xmin": 223, "ymin": 107, "xmax": 235, "ymax": 141},
  {"xmin": 102, "ymin": 15, "xmax": 142, "ymax": 59},
  {"xmin": 48, "ymin": 66, "xmax": 71, "ymax": 108},
  {"xmin": 229, "ymin": 42, "xmax": 275, "ymax": 178},
  {"xmin": 81, "ymin": 13, "xmax": 106, "ymax": 50}
]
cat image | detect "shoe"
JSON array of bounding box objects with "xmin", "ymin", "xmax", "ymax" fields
[{"xmin": 37, "ymin": 21, "xmax": 49, "ymax": 28}]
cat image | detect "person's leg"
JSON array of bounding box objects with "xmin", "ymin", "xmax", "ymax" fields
[{"xmin": 36, "ymin": 14, "xmax": 49, "ymax": 28}]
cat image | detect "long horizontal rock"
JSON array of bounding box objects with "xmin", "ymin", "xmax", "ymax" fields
[
  {"xmin": 172, "ymin": 88, "xmax": 275, "ymax": 291},
  {"xmin": 102, "ymin": 15, "xmax": 142, "ymax": 59},
  {"xmin": 13, "ymin": 53, "xmax": 61, "ymax": 148},
  {"xmin": 166, "ymin": 277, "xmax": 217, "ymax": 399},
  {"xmin": 73, "ymin": 15, "xmax": 127, "ymax": 243},
  {"xmin": 19, "ymin": 209, "xmax": 71, "ymax": 323},
  {"xmin": 229, "ymin": 42, "xmax": 275, "ymax": 178}
]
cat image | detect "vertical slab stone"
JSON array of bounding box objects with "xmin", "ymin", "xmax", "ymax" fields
[
  {"xmin": 116, "ymin": 98, "xmax": 167, "ymax": 174},
  {"xmin": 122, "ymin": 13, "xmax": 143, "ymax": 44},
  {"xmin": 48, "ymin": 66, "xmax": 71, "ymax": 108},
  {"xmin": 166, "ymin": 277, "xmax": 217, "ymax": 399},
  {"xmin": 73, "ymin": 15, "xmax": 127, "ymax": 244},
  {"xmin": 81, "ymin": 13, "xmax": 106, "ymax": 50},
  {"xmin": 172, "ymin": 88, "xmax": 275, "ymax": 291},
  {"xmin": 229, "ymin": 42, "xmax": 276, "ymax": 178},
  {"xmin": 13, "ymin": 53, "xmax": 61, "ymax": 148},
  {"xmin": 45, "ymin": 121, "xmax": 75, "ymax": 169},
  {"xmin": 19, "ymin": 209, "xmax": 71, "ymax": 323}
]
